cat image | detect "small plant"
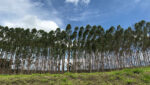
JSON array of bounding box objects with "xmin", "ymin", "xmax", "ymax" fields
[
  {"xmin": 132, "ymin": 69, "xmax": 143, "ymax": 74},
  {"xmin": 142, "ymin": 74, "xmax": 150, "ymax": 83},
  {"xmin": 62, "ymin": 78, "xmax": 67, "ymax": 82},
  {"xmin": 109, "ymin": 76, "xmax": 115, "ymax": 81},
  {"xmin": 125, "ymin": 79, "xmax": 135, "ymax": 85},
  {"xmin": 69, "ymin": 74, "xmax": 78, "ymax": 79},
  {"xmin": 115, "ymin": 75, "xmax": 123, "ymax": 80}
]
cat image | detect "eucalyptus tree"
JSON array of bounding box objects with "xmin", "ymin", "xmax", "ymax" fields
[
  {"xmin": 60, "ymin": 30, "xmax": 67, "ymax": 72},
  {"xmin": 6, "ymin": 28, "xmax": 15, "ymax": 73},
  {"xmin": 133, "ymin": 21, "xmax": 146, "ymax": 67},
  {"xmin": 30, "ymin": 28, "xmax": 38, "ymax": 72},
  {"xmin": 71, "ymin": 27, "xmax": 78, "ymax": 72},
  {"xmin": 123, "ymin": 27, "xmax": 134, "ymax": 67},
  {"xmin": 77, "ymin": 26, "xmax": 84, "ymax": 71},
  {"xmin": 103, "ymin": 26, "xmax": 115, "ymax": 70},
  {"xmin": 47, "ymin": 30, "xmax": 55, "ymax": 71},
  {"xmin": 114, "ymin": 25, "xmax": 124, "ymax": 68},
  {"xmin": 139, "ymin": 21, "xmax": 150, "ymax": 66},
  {"xmin": 90, "ymin": 25, "xmax": 99, "ymax": 71},
  {"xmin": 86, "ymin": 25, "xmax": 97, "ymax": 72},
  {"xmin": 0, "ymin": 26, "xmax": 11, "ymax": 73},
  {"xmin": 146, "ymin": 22, "xmax": 150, "ymax": 63},
  {"xmin": 55, "ymin": 28, "xmax": 62, "ymax": 72},
  {"xmin": 65, "ymin": 24, "xmax": 72, "ymax": 72},
  {"xmin": 96, "ymin": 26, "xmax": 105, "ymax": 71},
  {"xmin": 82, "ymin": 25, "xmax": 91, "ymax": 71},
  {"xmin": 11, "ymin": 28, "xmax": 24, "ymax": 73}
]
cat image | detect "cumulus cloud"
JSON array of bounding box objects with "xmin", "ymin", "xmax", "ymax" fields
[
  {"xmin": 65, "ymin": 0, "xmax": 91, "ymax": 5},
  {"xmin": 4, "ymin": 15, "xmax": 58, "ymax": 32},
  {"xmin": 0, "ymin": 0, "xmax": 62, "ymax": 31}
]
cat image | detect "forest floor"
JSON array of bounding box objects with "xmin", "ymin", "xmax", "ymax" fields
[{"xmin": 0, "ymin": 67, "xmax": 150, "ymax": 85}]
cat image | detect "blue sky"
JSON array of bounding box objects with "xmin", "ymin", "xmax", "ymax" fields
[{"xmin": 0, "ymin": 0, "xmax": 150, "ymax": 31}]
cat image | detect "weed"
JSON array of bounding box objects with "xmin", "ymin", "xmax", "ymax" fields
[
  {"xmin": 62, "ymin": 78, "xmax": 67, "ymax": 82},
  {"xmin": 125, "ymin": 79, "xmax": 136, "ymax": 85},
  {"xmin": 142, "ymin": 74, "xmax": 150, "ymax": 83}
]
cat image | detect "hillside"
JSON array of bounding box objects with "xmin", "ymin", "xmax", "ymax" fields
[{"xmin": 0, "ymin": 67, "xmax": 150, "ymax": 85}]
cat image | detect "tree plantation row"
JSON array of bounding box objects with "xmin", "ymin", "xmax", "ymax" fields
[{"xmin": 0, "ymin": 20, "xmax": 150, "ymax": 74}]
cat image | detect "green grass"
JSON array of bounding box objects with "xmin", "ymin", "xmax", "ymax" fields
[{"xmin": 0, "ymin": 67, "xmax": 150, "ymax": 85}]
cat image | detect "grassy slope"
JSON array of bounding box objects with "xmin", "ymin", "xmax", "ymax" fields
[{"xmin": 0, "ymin": 67, "xmax": 150, "ymax": 85}]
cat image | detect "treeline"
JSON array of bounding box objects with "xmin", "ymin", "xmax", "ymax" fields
[{"xmin": 0, "ymin": 20, "xmax": 150, "ymax": 74}]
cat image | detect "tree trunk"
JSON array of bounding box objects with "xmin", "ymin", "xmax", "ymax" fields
[
  {"xmin": 62, "ymin": 54, "xmax": 65, "ymax": 73},
  {"xmin": 101, "ymin": 53, "xmax": 104, "ymax": 71},
  {"xmin": 67, "ymin": 48, "xmax": 70, "ymax": 72},
  {"xmin": 58, "ymin": 57, "xmax": 61, "ymax": 72},
  {"xmin": 89, "ymin": 54, "xmax": 92, "ymax": 72}
]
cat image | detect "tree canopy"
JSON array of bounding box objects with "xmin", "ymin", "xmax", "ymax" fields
[{"xmin": 0, "ymin": 20, "xmax": 150, "ymax": 73}]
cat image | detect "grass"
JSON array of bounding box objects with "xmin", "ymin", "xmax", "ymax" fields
[{"xmin": 0, "ymin": 67, "xmax": 150, "ymax": 85}]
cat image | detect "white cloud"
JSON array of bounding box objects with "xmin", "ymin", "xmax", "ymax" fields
[
  {"xmin": 0, "ymin": 0, "xmax": 62, "ymax": 31},
  {"xmin": 65, "ymin": 0, "xmax": 90, "ymax": 5},
  {"xmin": 66, "ymin": 0, "xmax": 79, "ymax": 5},
  {"xmin": 4, "ymin": 15, "xmax": 58, "ymax": 32},
  {"xmin": 0, "ymin": 0, "xmax": 30, "ymax": 15},
  {"xmin": 82, "ymin": 0, "xmax": 90, "ymax": 4},
  {"xmin": 68, "ymin": 11, "xmax": 99, "ymax": 21}
]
